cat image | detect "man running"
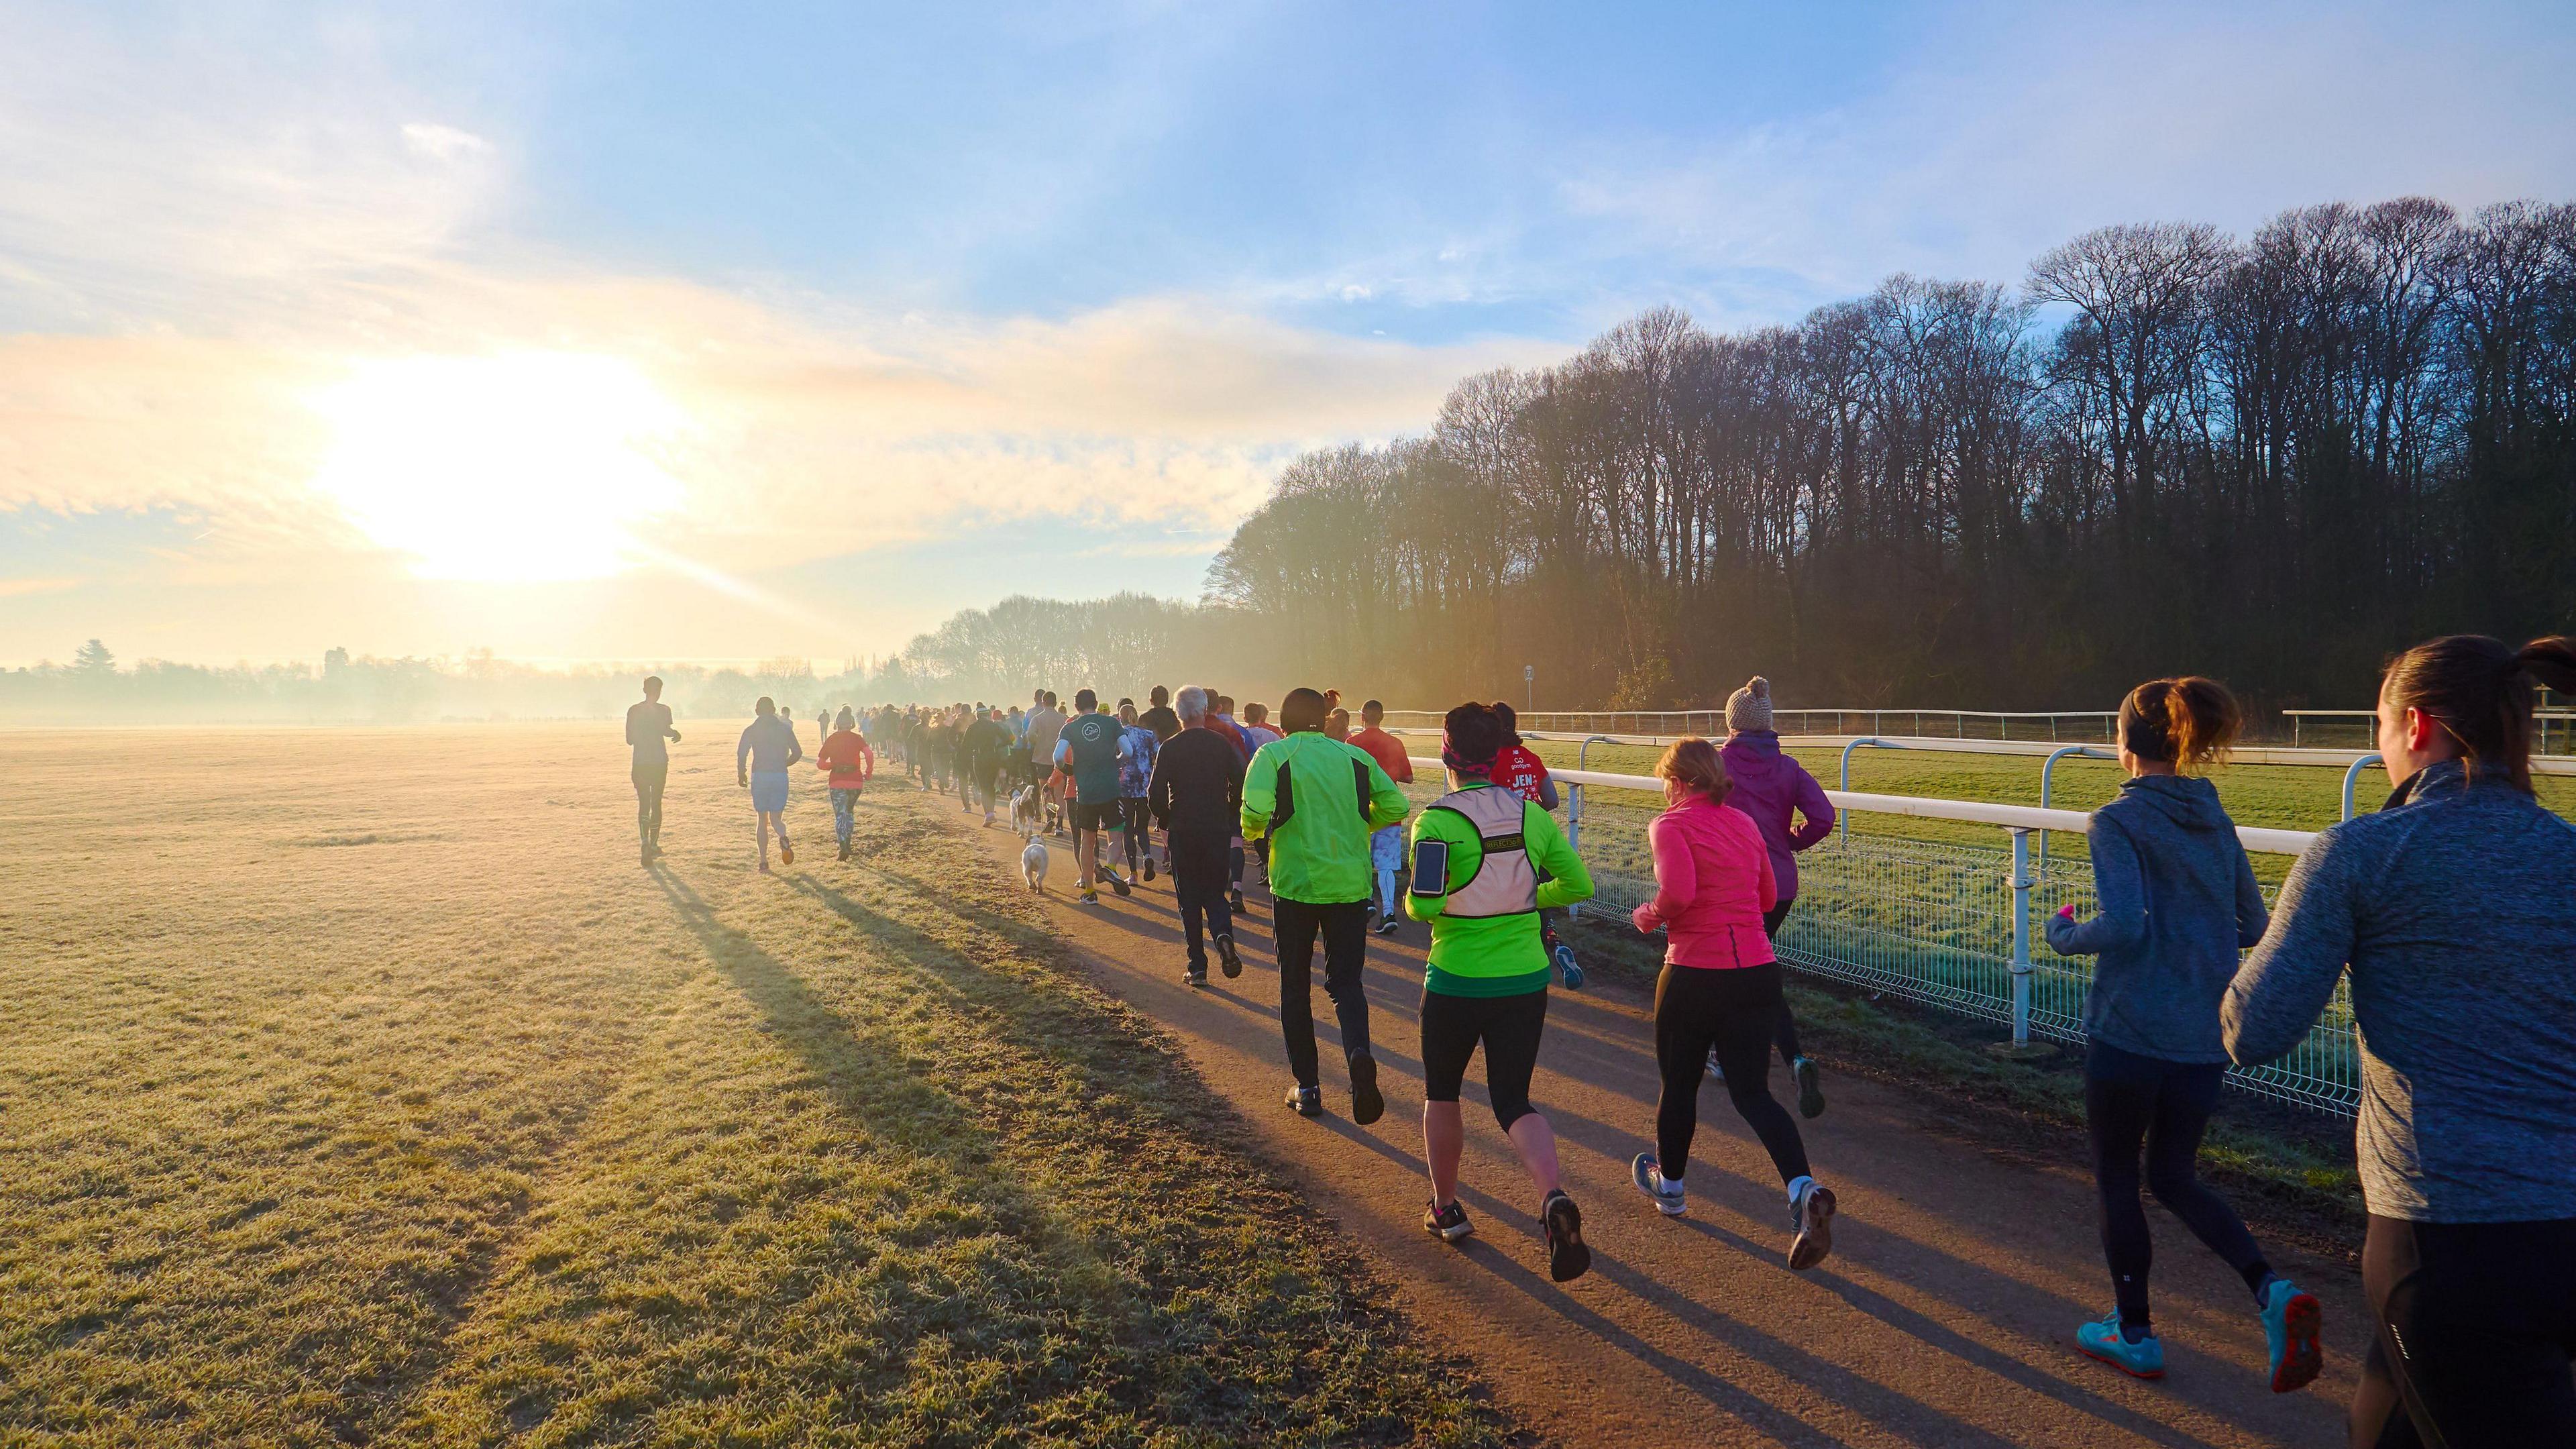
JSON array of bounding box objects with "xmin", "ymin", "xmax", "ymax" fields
[
  {"xmin": 1025, "ymin": 690, "xmax": 1067, "ymax": 826},
  {"xmin": 625, "ymin": 676, "xmax": 681, "ymax": 864},
  {"xmin": 963, "ymin": 706, "xmax": 1013, "ymax": 824},
  {"xmin": 1150, "ymin": 688, "xmax": 1245, "ymax": 986},
  {"xmin": 1348, "ymin": 698, "xmax": 1415, "ymax": 935},
  {"xmin": 1243, "ymin": 687, "xmax": 1411, "ymax": 1124},
  {"xmin": 1139, "ymin": 684, "xmax": 1181, "ymax": 742},
  {"xmin": 1054, "ymin": 689, "xmax": 1132, "ymax": 904},
  {"xmin": 816, "ymin": 707, "xmax": 874, "ymax": 860},
  {"xmin": 1117, "ymin": 700, "xmax": 1161, "ymax": 881},
  {"xmin": 736, "ymin": 697, "xmax": 802, "ymax": 873}
]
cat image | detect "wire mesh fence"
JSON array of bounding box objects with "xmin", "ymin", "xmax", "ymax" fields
[{"xmin": 1394, "ymin": 763, "xmax": 2360, "ymax": 1116}]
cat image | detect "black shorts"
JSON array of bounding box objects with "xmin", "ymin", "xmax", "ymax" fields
[
  {"xmin": 1419, "ymin": 987, "xmax": 1548, "ymax": 1130},
  {"xmin": 631, "ymin": 759, "xmax": 667, "ymax": 790},
  {"xmin": 1072, "ymin": 798, "xmax": 1126, "ymax": 833}
]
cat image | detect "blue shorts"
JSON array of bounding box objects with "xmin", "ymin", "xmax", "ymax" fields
[{"xmin": 750, "ymin": 771, "xmax": 790, "ymax": 813}]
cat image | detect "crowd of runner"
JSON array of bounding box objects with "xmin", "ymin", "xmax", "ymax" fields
[{"xmin": 623, "ymin": 631, "xmax": 2576, "ymax": 1448}]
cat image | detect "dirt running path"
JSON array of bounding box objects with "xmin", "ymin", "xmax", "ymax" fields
[{"xmin": 951, "ymin": 796, "xmax": 2361, "ymax": 1448}]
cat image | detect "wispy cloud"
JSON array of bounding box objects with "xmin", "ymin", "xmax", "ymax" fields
[{"xmin": 0, "ymin": 576, "xmax": 82, "ymax": 598}]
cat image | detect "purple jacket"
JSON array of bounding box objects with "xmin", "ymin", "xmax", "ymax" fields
[{"xmin": 1720, "ymin": 730, "xmax": 1835, "ymax": 902}]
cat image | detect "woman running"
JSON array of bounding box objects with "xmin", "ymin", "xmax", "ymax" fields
[
  {"xmin": 2045, "ymin": 678, "xmax": 2316, "ymax": 1389},
  {"xmin": 1719, "ymin": 677, "xmax": 1835, "ymax": 1116},
  {"xmin": 2226, "ymin": 635, "xmax": 2576, "ymax": 1446},
  {"xmin": 1407, "ymin": 702, "xmax": 1595, "ymax": 1282},
  {"xmin": 735, "ymin": 697, "xmax": 802, "ymax": 873},
  {"xmin": 816, "ymin": 707, "xmax": 875, "ymax": 861},
  {"xmin": 1629, "ymin": 737, "xmax": 1837, "ymax": 1270}
]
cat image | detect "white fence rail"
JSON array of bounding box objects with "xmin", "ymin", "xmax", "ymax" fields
[
  {"xmin": 1403, "ymin": 756, "xmax": 2359, "ymax": 1116},
  {"xmin": 1388, "ymin": 708, "xmax": 2118, "ymax": 743}
]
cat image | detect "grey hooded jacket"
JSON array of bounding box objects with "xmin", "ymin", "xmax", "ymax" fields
[{"xmin": 2044, "ymin": 774, "xmax": 2267, "ymax": 1065}]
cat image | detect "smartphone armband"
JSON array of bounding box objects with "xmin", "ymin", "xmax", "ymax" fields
[{"xmin": 1409, "ymin": 838, "xmax": 1450, "ymax": 898}]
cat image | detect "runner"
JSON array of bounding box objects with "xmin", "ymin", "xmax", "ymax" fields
[
  {"xmin": 1024, "ymin": 691, "xmax": 1067, "ymax": 827},
  {"xmin": 1627, "ymin": 737, "xmax": 1838, "ymax": 1271},
  {"xmin": 1211, "ymin": 692, "xmax": 1254, "ymax": 910},
  {"xmin": 963, "ymin": 706, "xmax": 1013, "ymax": 825},
  {"xmin": 1405, "ymin": 701, "xmax": 1595, "ymax": 1282},
  {"xmin": 1116, "ymin": 700, "xmax": 1161, "ymax": 882},
  {"xmin": 1054, "ymin": 688, "xmax": 1132, "ymax": 905},
  {"xmin": 1242, "ymin": 687, "xmax": 1409, "ymax": 1124},
  {"xmin": 1719, "ymin": 677, "xmax": 1836, "ymax": 1116},
  {"xmin": 1148, "ymin": 687, "xmax": 1245, "ymax": 987},
  {"xmin": 1491, "ymin": 701, "xmax": 1582, "ymax": 989},
  {"xmin": 2226, "ymin": 634, "xmax": 2576, "ymax": 1446},
  {"xmin": 735, "ymin": 697, "xmax": 802, "ymax": 873},
  {"xmin": 815, "ymin": 706, "xmax": 875, "ymax": 861},
  {"xmin": 1139, "ymin": 684, "xmax": 1181, "ymax": 742},
  {"xmin": 624, "ymin": 676, "xmax": 681, "ymax": 864},
  {"xmin": 1348, "ymin": 699, "xmax": 1415, "ymax": 936},
  {"xmin": 2045, "ymin": 678, "xmax": 2317, "ymax": 1389}
]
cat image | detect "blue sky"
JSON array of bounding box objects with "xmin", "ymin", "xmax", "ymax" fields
[{"xmin": 3, "ymin": 0, "xmax": 2571, "ymax": 665}]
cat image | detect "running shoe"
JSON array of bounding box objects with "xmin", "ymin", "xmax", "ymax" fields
[
  {"xmin": 1141, "ymin": 857, "xmax": 1155, "ymax": 883},
  {"xmin": 757, "ymin": 860, "xmax": 773, "ymax": 875},
  {"xmin": 1552, "ymin": 942, "xmax": 1585, "ymax": 991},
  {"xmin": 1706, "ymin": 1047, "xmax": 1725, "ymax": 1081},
  {"xmin": 1230, "ymin": 888, "xmax": 1246, "ymax": 913},
  {"xmin": 1542, "ymin": 1189, "xmax": 1592, "ymax": 1283},
  {"xmin": 1792, "ymin": 1056, "xmax": 1825, "ymax": 1119},
  {"xmin": 1285, "ymin": 1083, "xmax": 1323, "ymax": 1118},
  {"xmin": 837, "ymin": 841, "xmax": 851, "ymax": 861},
  {"xmin": 1079, "ymin": 890, "xmax": 1101, "ymax": 906},
  {"xmin": 778, "ymin": 843, "xmax": 794, "ymax": 866},
  {"xmin": 1376, "ymin": 915, "xmax": 1401, "ymax": 937},
  {"xmin": 1216, "ymin": 932, "xmax": 1242, "ymax": 979},
  {"xmin": 1424, "ymin": 1198, "xmax": 1473, "ymax": 1242},
  {"xmin": 2257, "ymin": 1279, "xmax": 2323, "ymax": 1393},
  {"xmin": 1788, "ymin": 1179, "xmax": 1837, "ymax": 1271},
  {"xmin": 1347, "ymin": 1050, "xmax": 1384, "ymax": 1126},
  {"xmin": 1106, "ymin": 869, "xmax": 1132, "ymax": 898},
  {"xmin": 2076, "ymin": 1309, "xmax": 2165, "ymax": 1379},
  {"xmin": 1631, "ymin": 1153, "xmax": 1686, "ymax": 1216},
  {"xmin": 1185, "ymin": 966, "xmax": 1208, "ymax": 989}
]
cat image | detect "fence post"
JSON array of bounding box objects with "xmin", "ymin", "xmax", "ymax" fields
[
  {"xmin": 2343, "ymin": 753, "xmax": 2383, "ymax": 821},
  {"xmin": 1568, "ymin": 735, "xmax": 1615, "ymax": 919},
  {"xmin": 2037, "ymin": 744, "xmax": 2114, "ymax": 867},
  {"xmin": 2009, "ymin": 827, "xmax": 2034, "ymax": 1047}
]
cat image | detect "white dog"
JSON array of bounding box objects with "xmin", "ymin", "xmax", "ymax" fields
[
  {"xmin": 1020, "ymin": 836, "xmax": 1050, "ymax": 892},
  {"xmin": 1010, "ymin": 784, "xmax": 1044, "ymax": 839}
]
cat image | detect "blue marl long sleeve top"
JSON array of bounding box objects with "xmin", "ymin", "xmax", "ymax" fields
[{"xmin": 2223, "ymin": 760, "xmax": 2576, "ymax": 1222}]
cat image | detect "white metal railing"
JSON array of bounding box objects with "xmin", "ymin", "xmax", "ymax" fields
[
  {"xmin": 1387, "ymin": 708, "xmax": 2118, "ymax": 743},
  {"xmin": 1403, "ymin": 756, "xmax": 2355, "ymax": 1115},
  {"xmin": 2286, "ymin": 707, "xmax": 2575, "ymax": 754}
]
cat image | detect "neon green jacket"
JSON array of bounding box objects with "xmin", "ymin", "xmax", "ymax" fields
[
  {"xmin": 1405, "ymin": 780, "xmax": 1594, "ymax": 996},
  {"xmin": 1241, "ymin": 730, "xmax": 1410, "ymax": 904}
]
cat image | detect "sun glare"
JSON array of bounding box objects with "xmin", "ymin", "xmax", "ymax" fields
[{"xmin": 310, "ymin": 353, "xmax": 688, "ymax": 582}]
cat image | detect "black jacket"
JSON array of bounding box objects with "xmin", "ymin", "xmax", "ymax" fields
[{"xmin": 1148, "ymin": 726, "xmax": 1245, "ymax": 837}]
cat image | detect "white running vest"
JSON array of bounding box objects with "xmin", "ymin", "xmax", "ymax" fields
[{"xmin": 1424, "ymin": 786, "xmax": 1538, "ymax": 918}]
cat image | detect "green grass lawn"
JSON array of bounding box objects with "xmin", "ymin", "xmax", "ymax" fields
[{"xmin": 0, "ymin": 727, "xmax": 1514, "ymax": 1448}]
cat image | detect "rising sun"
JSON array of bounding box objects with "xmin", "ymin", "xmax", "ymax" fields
[{"xmin": 309, "ymin": 352, "xmax": 688, "ymax": 582}]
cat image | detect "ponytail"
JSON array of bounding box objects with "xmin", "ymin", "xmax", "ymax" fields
[
  {"xmin": 2118, "ymin": 676, "xmax": 2239, "ymax": 772},
  {"xmin": 2382, "ymin": 634, "xmax": 2576, "ymax": 794}
]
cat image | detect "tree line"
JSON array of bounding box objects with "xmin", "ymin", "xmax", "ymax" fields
[{"xmin": 1194, "ymin": 196, "xmax": 2575, "ymax": 711}]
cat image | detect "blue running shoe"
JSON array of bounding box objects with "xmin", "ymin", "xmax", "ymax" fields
[
  {"xmin": 2258, "ymin": 1279, "xmax": 2323, "ymax": 1393},
  {"xmin": 2076, "ymin": 1309, "xmax": 2165, "ymax": 1379},
  {"xmin": 1631, "ymin": 1153, "xmax": 1686, "ymax": 1216},
  {"xmin": 1552, "ymin": 941, "xmax": 1585, "ymax": 990}
]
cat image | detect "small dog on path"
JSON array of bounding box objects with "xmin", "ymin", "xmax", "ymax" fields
[
  {"xmin": 1010, "ymin": 784, "xmax": 1044, "ymax": 839},
  {"xmin": 1021, "ymin": 836, "xmax": 1049, "ymax": 892}
]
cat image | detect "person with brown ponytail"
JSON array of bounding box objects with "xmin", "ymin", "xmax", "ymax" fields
[
  {"xmin": 2226, "ymin": 635, "xmax": 2576, "ymax": 1447},
  {"xmin": 2045, "ymin": 678, "xmax": 2318, "ymax": 1391}
]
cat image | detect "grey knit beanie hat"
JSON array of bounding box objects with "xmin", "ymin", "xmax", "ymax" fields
[{"xmin": 1725, "ymin": 676, "xmax": 1774, "ymax": 733}]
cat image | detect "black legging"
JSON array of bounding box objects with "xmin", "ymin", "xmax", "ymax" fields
[
  {"xmin": 2084, "ymin": 1040, "xmax": 2270, "ymax": 1332},
  {"xmin": 1654, "ymin": 962, "xmax": 1809, "ymax": 1183},
  {"xmin": 2353, "ymin": 1214, "xmax": 2576, "ymax": 1448},
  {"xmin": 1762, "ymin": 900, "xmax": 1803, "ymax": 1065}
]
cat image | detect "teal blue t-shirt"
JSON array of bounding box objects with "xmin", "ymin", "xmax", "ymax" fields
[{"xmin": 1059, "ymin": 712, "xmax": 1126, "ymax": 804}]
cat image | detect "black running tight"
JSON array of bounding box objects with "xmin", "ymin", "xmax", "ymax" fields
[
  {"xmin": 1653, "ymin": 963, "xmax": 1809, "ymax": 1183},
  {"xmin": 2084, "ymin": 1040, "xmax": 2270, "ymax": 1331}
]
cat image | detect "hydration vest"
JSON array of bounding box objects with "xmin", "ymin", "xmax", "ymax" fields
[{"xmin": 1423, "ymin": 785, "xmax": 1538, "ymax": 918}]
